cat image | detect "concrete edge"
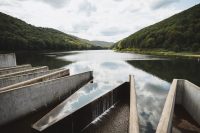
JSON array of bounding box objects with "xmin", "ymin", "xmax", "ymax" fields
[
  {"xmin": 129, "ymin": 75, "xmax": 139, "ymax": 133},
  {"xmin": 0, "ymin": 64, "xmax": 31, "ymax": 71},
  {"xmin": 0, "ymin": 69, "xmax": 70, "ymax": 93},
  {"xmin": 0, "ymin": 53, "xmax": 15, "ymax": 56},
  {"xmin": 0, "ymin": 68, "xmax": 64, "ymax": 81},
  {"xmin": 184, "ymin": 80, "xmax": 200, "ymax": 90},
  {"xmin": 0, "ymin": 66, "xmax": 49, "ymax": 78},
  {"xmin": 156, "ymin": 79, "xmax": 178, "ymax": 133}
]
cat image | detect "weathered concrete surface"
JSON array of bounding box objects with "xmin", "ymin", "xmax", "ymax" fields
[
  {"xmin": 0, "ymin": 53, "xmax": 16, "ymax": 68},
  {"xmin": 82, "ymin": 101, "xmax": 129, "ymax": 133},
  {"xmin": 0, "ymin": 68, "xmax": 64, "ymax": 88},
  {"xmin": 0, "ymin": 69, "xmax": 69, "ymax": 92},
  {"xmin": 32, "ymin": 82, "xmax": 129, "ymax": 133},
  {"xmin": 156, "ymin": 79, "xmax": 177, "ymax": 133},
  {"xmin": 0, "ymin": 66, "xmax": 49, "ymax": 79},
  {"xmin": 0, "ymin": 71, "xmax": 93, "ymax": 126},
  {"xmin": 156, "ymin": 80, "xmax": 200, "ymax": 133},
  {"xmin": 0, "ymin": 64, "xmax": 32, "ymax": 75},
  {"xmin": 177, "ymin": 80, "xmax": 200, "ymax": 125},
  {"xmin": 173, "ymin": 105, "xmax": 200, "ymax": 133},
  {"xmin": 82, "ymin": 76, "xmax": 138, "ymax": 133},
  {"xmin": 129, "ymin": 75, "xmax": 139, "ymax": 133}
]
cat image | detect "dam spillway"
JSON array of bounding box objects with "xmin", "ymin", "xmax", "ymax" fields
[{"xmin": 0, "ymin": 53, "xmax": 200, "ymax": 133}]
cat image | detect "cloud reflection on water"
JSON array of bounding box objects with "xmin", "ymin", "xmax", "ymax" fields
[{"xmin": 57, "ymin": 50, "xmax": 170, "ymax": 132}]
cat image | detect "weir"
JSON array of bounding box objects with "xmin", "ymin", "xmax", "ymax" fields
[
  {"xmin": 1, "ymin": 53, "xmax": 199, "ymax": 133},
  {"xmin": 32, "ymin": 82, "xmax": 130, "ymax": 133},
  {"xmin": 82, "ymin": 75, "xmax": 139, "ymax": 133},
  {"xmin": 0, "ymin": 71, "xmax": 93, "ymax": 126},
  {"xmin": 0, "ymin": 53, "xmax": 16, "ymax": 68},
  {"xmin": 32, "ymin": 75, "xmax": 139, "ymax": 133}
]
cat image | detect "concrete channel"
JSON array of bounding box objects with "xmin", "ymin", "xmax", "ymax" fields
[
  {"xmin": 32, "ymin": 82, "xmax": 129, "ymax": 133},
  {"xmin": 0, "ymin": 53, "xmax": 16, "ymax": 68},
  {"xmin": 156, "ymin": 79, "xmax": 200, "ymax": 133},
  {"xmin": 82, "ymin": 75, "xmax": 139, "ymax": 133},
  {"xmin": 0, "ymin": 71, "xmax": 93, "ymax": 126},
  {"xmin": 32, "ymin": 75, "xmax": 139, "ymax": 133}
]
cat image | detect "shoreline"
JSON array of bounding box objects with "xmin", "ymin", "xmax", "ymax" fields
[{"xmin": 114, "ymin": 48, "xmax": 200, "ymax": 59}]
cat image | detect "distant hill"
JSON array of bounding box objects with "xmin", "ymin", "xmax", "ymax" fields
[
  {"xmin": 90, "ymin": 41, "xmax": 114, "ymax": 48},
  {"xmin": 113, "ymin": 4, "xmax": 200, "ymax": 52},
  {"xmin": 0, "ymin": 12, "xmax": 101, "ymax": 51}
]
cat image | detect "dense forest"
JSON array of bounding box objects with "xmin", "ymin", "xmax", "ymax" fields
[
  {"xmin": 0, "ymin": 12, "xmax": 101, "ymax": 51},
  {"xmin": 113, "ymin": 4, "xmax": 200, "ymax": 52}
]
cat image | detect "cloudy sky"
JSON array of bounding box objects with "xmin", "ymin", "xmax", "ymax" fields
[{"xmin": 0, "ymin": 0, "xmax": 199, "ymax": 42}]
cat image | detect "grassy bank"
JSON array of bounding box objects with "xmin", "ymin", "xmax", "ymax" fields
[{"xmin": 114, "ymin": 48, "xmax": 200, "ymax": 59}]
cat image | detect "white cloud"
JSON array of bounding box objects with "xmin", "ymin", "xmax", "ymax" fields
[
  {"xmin": 78, "ymin": 0, "xmax": 97, "ymax": 16},
  {"xmin": 0, "ymin": 0, "xmax": 198, "ymax": 42},
  {"xmin": 151, "ymin": 0, "xmax": 180, "ymax": 9}
]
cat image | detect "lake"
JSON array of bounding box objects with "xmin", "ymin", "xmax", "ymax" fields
[{"xmin": 16, "ymin": 50, "xmax": 200, "ymax": 133}]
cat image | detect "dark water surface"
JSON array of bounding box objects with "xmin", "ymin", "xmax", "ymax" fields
[{"xmin": 15, "ymin": 50, "xmax": 200, "ymax": 133}]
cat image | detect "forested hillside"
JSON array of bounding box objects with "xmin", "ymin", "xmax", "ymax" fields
[
  {"xmin": 113, "ymin": 4, "xmax": 200, "ymax": 52},
  {"xmin": 90, "ymin": 41, "xmax": 114, "ymax": 48},
  {"xmin": 0, "ymin": 12, "xmax": 101, "ymax": 51}
]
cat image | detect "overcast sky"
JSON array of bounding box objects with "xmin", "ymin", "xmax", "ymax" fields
[{"xmin": 0, "ymin": 0, "xmax": 199, "ymax": 42}]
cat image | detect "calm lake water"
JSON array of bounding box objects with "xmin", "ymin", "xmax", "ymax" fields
[{"xmin": 16, "ymin": 50, "xmax": 200, "ymax": 133}]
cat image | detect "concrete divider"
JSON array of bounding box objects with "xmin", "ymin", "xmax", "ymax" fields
[
  {"xmin": 0, "ymin": 71, "xmax": 93, "ymax": 126},
  {"xmin": 0, "ymin": 66, "xmax": 49, "ymax": 79},
  {"xmin": 156, "ymin": 79, "xmax": 177, "ymax": 133},
  {"xmin": 0, "ymin": 53, "xmax": 16, "ymax": 68},
  {"xmin": 177, "ymin": 80, "xmax": 200, "ymax": 125},
  {"xmin": 0, "ymin": 68, "xmax": 64, "ymax": 88},
  {"xmin": 32, "ymin": 82, "xmax": 129, "ymax": 133},
  {"xmin": 129, "ymin": 75, "xmax": 139, "ymax": 133},
  {"xmin": 0, "ymin": 64, "xmax": 32, "ymax": 75},
  {"xmin": 0, "ymin": 69, "xmax": 70, "ymax": 92}
]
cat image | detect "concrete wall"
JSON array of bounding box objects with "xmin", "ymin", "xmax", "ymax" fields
[
  {"xmin": 179, "ymin": 80, "xmax": 200, "ymax": 124},
  {"xmin": 32, "ymin": 82, "xmax": 129, "ymax": 133},
  {"xmin": 0, "ymin": 66, "xmax": 49, "ymax": 78},
  {"xmin": 0, "ymin": 71, "xmax": 93, "ymax": 126},
  {"xmin": 156, "ymin": 79, "xmax": 200, "ymax": 133},
  {"xmin": 175, "ymin": 80, "xmax": 184, "ymax": 104},
  {"xmin": 0, "ymin": 68, "xmax": 64, "ymax": 88},
  {"xmin": 0, "ymin": 69, "xmax": 70, "ymax": 92},
  {"xmin": 0, "ymin": 53, "xmax": 16, "ymax": 68},
  {"xmin": 0, "ymin": 64, "xmax": 32, "ymax": 75}
]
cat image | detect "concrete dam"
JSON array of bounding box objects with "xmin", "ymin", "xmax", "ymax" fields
[{"xmin": 0, "ymin": 53, "xmax": 200, "ymax": 133}]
